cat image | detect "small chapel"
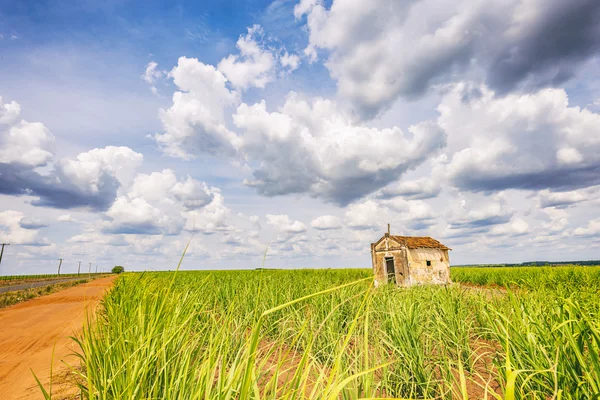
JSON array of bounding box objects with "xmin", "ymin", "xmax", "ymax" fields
[{"xmin": 370, "ymin": 225, "xmax": 451, "ymax": 287}]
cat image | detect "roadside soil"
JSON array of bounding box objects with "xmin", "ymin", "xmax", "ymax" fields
[
  {"xmin": 0, "ymin": 275, "xmax": 106, "ymax": 288},
  {"xmin": 0, "ymin": 277, "xmax": 97, "ymax": 295},
  {"xmin": 0, "ymin": 275, "xmax": 118, "ymax": 400}
]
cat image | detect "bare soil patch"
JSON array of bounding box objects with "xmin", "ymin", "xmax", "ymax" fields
[{"xmin": 0, "ymin": 275, "xmax": 117, "ymax": 400}]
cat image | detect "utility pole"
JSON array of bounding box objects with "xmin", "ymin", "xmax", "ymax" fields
[
  {"xmin": 57, "ymin": 258, "xmax": 64, "ymax": 275},
  {"xmin": 0, "ymin": 243, "xmax": 9, "ymax": 269},
  {"xmin": 78, "ymin": 261, "xmax": 81, "ymax": 276}
]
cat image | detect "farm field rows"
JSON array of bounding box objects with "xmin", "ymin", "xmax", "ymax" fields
[
  {"xmin": 65, "ymin": 266, "xmax": 600, "ymax": 399},
  {"xmin": 0, "ymin": 273, "xmax": 106, "ymax": 286}
]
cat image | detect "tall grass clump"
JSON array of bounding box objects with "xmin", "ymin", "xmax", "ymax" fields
[{"xmin": 61, "ymin": 266, "xmax": 600, "ymax": 399}]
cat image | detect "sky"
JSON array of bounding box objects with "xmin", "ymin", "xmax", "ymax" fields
[{"xmin": 1, "ymin": 0, "xmax": 600, "ymax": 275}]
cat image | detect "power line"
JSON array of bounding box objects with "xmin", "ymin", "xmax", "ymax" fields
[{"xmin": 57, "ymin": 258, "xmax": 64, "ymax": 275}]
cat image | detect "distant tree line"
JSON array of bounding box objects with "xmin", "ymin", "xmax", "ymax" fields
[{"xmin": 454, "ymin": 260, "xmax": 600, "ymax": 268}]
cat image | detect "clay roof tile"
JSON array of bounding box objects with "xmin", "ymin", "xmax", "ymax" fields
[{"xmin": 391, "ymin": 235, "xmax": 451, "ymax": 250}]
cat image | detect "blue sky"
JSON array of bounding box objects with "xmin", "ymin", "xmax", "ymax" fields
[{"xmin": 1, "ymin": 0, "xmax": 600, "ymax": 275}]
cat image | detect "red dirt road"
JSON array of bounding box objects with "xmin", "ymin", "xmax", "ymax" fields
[{"xmin": 0, "ymin": 275, "xmax": 118, "ymax": 400}]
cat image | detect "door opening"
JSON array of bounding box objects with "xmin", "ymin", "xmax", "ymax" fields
[{"xmin": 385, "ymin": 257, "xmax": 396, "ymax": 284}]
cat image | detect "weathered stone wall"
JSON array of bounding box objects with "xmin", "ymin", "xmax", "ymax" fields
[
  {"xmin": 371, "ymin": 236, "xmax": 451, "ymax": 287},
  {"xmin": 406, "ymin": 248, "xmax": 450, "ymax": 285},
  {"xmin": 372, "ymin": 236, "xmax": 409, "ymax": 286}
]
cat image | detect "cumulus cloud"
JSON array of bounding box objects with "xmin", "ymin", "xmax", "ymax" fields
[
  {"xmin": 157, "ymin": 52, "xmax": 446, "ymax": 205},
  {"xmin": 311, "ymin": 215, "xmax": 342, "ymax": 230},
  {"xmin": 57, "ymin": 214, "xmax": 77, "ymax": 223},
  {"xmin": 448, "ymin": 201, "xmax": 513, "ymax": 230},
  {"xmin": 573, "ymin": 219, "xmax": 600, "ymax": 238},
  {"xmin": 0, "ymin": 210, "xmax": 51, "ymax": 246},
  {"xmin": 142, "ymin": 61, "xmax": 163, "ymax": 84},
  {"xmin": 539, "ymin": 208, "xmax": 569, "ymax": 234},
  {"xmin": 443, "ymin": 196, "xmax": 515, "ymax": 239},
  {"xmin": 217, "ymin": 25, "xmax": 276, "ymax": 89},
  {"xmin": 384, "ymin": 198, "xmax": 439, "ymax": 230},
  {"xmin": 234, "ymin": 93, "xmax": 446, "ymax": 204},
  {"xmin": 345, "ymin": 200, "xmax": 386, "ymax": 231},
  {"xmin": 488, "ymin": 218, "xmax": 529, "ymax": 237},
  {"xmin": 67, "ymin": 231, "xmax": 127, "ymax": 246},
  {"xmin": 56, "ymin": 146, "xmax": 143, "ymax": 196},
  {"xmin": 0, "ymin": 146, "xmax": 143, "ymax": 211},
  {"xmin": 280, "ymin": 52, "xmax": 301, "ymax": 72},
  {"xmin": 154, "ymin": 57, "xmax": 241, "ymax": 159},
  {"xmin": 0, "ymin": 96, "xmax": 144, "ymax": 210},
  {"xmin": 267, "ymin": 214, "xmax": 307, "ymax": 234},
  {"xmin": 439, "ymin": 83, "xmax": 600, "ymax": 193},
  {"xmin": 0, "ymin": 96, "xmax": 21, "ymax": 124},
  {"xmin": 376, "ymin": 178, "xmax": 441, "ymax": 200},
  {"xmin": 142, "ymin": 61, "xmax": 165, "ymax": 95},
  {"xmin": 296, "ymin": 0, "xmax": 600, "ymax": 117},
  {"xmin": 537, "ymin": 187, "xmax": 597, "ymax": 209},
  {"xmin": 0, "ymin": 96, "xmax": 54, "ymax": 167},
  {"xmin": 103, "ymin": 169, "xmax": 221, "ymax": 235},
  {"xmin": 184, "ymin": 192, "xmax": 232, "ymax": 235}
]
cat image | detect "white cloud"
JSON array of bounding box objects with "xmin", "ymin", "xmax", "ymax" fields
[
  {"xmin": 217, "ymin": 25, "xmax": 276, "ymax": 90},
  {"xmin": 556, "ymin": 147, "xmax": 583, "ymax": 165},
  {"xmin": 142, "ymin": 61, "xmax": 163, "ymax": 85},
  {"xmin": 0, "ymin": 96, "xmax": 54, "ymax": 167},
  {"xmin": 0, "ymin": 210, "xmax": 51, "ymax": 246},
  {"xmin": 376, "ymin": 178, "xmax": 441, "ymax": 200},
  {"xmin": 384, "ymin": 198, "xmax": 439, "ymax": 230},
  {"xmin": 537, "ymin": 187, "xmax": 597, "ymax": 209},
  {"xmin": 142, "ymin": 61, "xmax": 165, "ymax": 95},
  {"xmin": 296, "ymin": 0, "xmax": 600, "ymax": 117},
  {"xmin": 157, "ymin": 48, "xmax": 446, "ymax": 205},
  {"xmin": 294, "ymin": 0, "xmax": 320, "ymax": 19},
  {"xmin": 67, "ymin": 231, "xmax": 126, "ymax": 246},
  {"xmin": 573, "ymin": 219, "xmax": 600, "ymax": 238},
  {"xmin": 266, "ymin": 214, "xmax": 307, "ymax": 233},
  {"xmin": 311, "ymin": 215, "xmax": 342, "ymax": 230},
  {"xmin": 0, "ymin": 96, "xmax": 21, "ymax": 124},
  {"xmin": 489, "ymin": 218, "xmax": 529, "ymax": 237},
  {"xmin": 58, "ymin": 146, "xmax": 144, "ymax": 194},
  {"xmin": 303, "ymin": 45, "xmax": 318, "ymax": 64},
  {"xmin": 345, "ymin": 200, "xmax": 386, "ymax": 231},
  {"xmin": 155, "ymin": 57, "xmax": 241, "ymax": 159},
  {"xmin": 105, "ymin": 197, "xmax": 171, "ymax": 235},
  {"xmin": 540, "ymin": 208, "xmax": 569, "ymax": 233},
  {"xmin": 171, "ymin": 177, "xmax": 215, "ymax": 210},
  {"xmin": 57, "ymin": 214, "xmax": 77, "ymax": 222},
  {"xmin": 103, "ymin": 169, "xmax": 221, "ymax": 235},
  {"xmin": 0, "ymin": 96, "xmax": 146, "ymax": 210},
  {"xmin": 280, "ymin": 52, "xmax": 301, "ymax": 72},
  {"xmin": 443, "ymin": 195, "xmax": 514, "ymax": 238},
  {"xmin": 184, "ymin": 192, "xmax": 232, "ymax": 235},
  {"xmin": 439, "ymin": 83, "xmax": 600, "ymax": 193},
  {"xmin": 234, "ymin": 92, "xmax": 446, "ymax": 204}
]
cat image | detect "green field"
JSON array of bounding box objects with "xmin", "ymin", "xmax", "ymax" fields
[{"xmin": 65, "ymin": 266, "xmax": 600, "ymax": 399}]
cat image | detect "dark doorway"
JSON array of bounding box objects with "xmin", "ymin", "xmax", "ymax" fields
[{"xmin": 385, "ymin": 257, "xmax": 396, "ymax": 284}]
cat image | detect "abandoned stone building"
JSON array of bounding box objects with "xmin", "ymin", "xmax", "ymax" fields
[{"xmin": 370, "ymin": 226, "xmax": 451, "ymax": 287}]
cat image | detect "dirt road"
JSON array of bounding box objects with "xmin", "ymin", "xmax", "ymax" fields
[{"xmin": 0, "ymin": 275, "xmax": 117, "ymax": 400}]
